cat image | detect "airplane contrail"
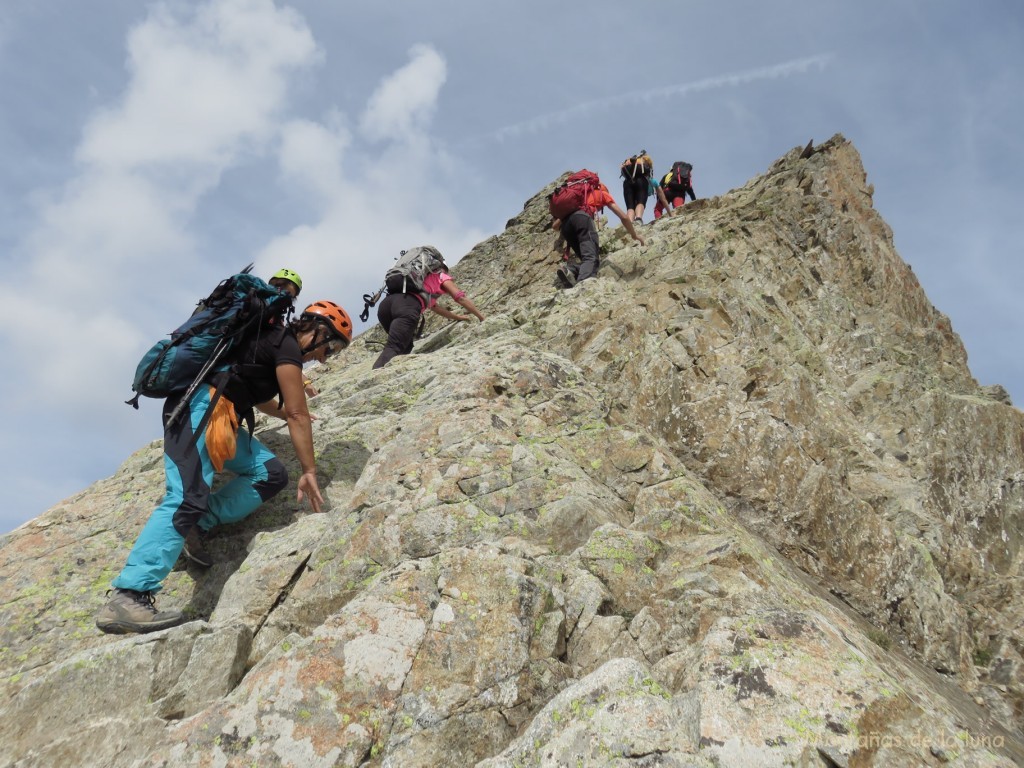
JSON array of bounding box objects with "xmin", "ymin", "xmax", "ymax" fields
[{"xmin": 488, "ymin": 54, "xmax": 834, "ymax": 142}]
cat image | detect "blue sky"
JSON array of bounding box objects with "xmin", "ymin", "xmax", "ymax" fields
[{"xmin": 1, "ymin": 1, "xmax": 1021, "ymax": 533}]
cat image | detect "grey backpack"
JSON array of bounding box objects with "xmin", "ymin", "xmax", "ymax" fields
[
  {"xmin": 384, "ymin": 246, "xmax": 447, "ymax": 300},
  {"xmin": 360, "ymin": 246, "xmax": 449, "ymax": 322}
]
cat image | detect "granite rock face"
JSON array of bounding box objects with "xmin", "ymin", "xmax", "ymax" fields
[{"xmin": 2, "ymin": 135, "xmax": 1022, "ymax": 767}]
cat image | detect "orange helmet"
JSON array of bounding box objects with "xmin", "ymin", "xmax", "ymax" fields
[{"xmin": 302, "ymin": 300, "xmax": 352, "ymax": 345}]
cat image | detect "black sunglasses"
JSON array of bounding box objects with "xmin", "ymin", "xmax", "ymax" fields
[{"xmin": 308, "ymin": 324, "xmax": 348, "ymax": 357}]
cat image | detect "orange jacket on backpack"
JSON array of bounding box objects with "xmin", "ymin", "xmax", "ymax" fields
[{"xmin": 585, "ymin": 186, "xmax": 616, "ymax": 214}]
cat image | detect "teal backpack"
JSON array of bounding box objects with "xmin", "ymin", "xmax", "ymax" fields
[{"xmin": 126, "ymin": 265, "xmax": 295, "ymax": 428}]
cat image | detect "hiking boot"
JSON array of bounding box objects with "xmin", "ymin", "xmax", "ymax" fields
[
  {"xmin": 183, "ymin": 526, "xmax": 213, "ymax": 568},
  {"xmin": 556, "ymin": 267, "xmax": 576, "ymax": 289},
  {"xmin": 95, "ymin": 588, "xmax": 184, "ymax": 634}
]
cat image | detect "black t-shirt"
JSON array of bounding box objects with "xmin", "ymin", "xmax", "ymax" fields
[{"xmin": 214, "ymin": 324, "xmax": 302, "ymax": 412}]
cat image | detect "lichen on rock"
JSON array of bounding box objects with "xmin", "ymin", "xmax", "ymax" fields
[{"xmin": 1, "ymin": 135, "xmax": 1022, "ymax": 767}]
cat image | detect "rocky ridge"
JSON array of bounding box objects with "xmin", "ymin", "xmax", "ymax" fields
[{"xmin": 1, "ymin": 135, "xmax": 1022, "ymax": 767}]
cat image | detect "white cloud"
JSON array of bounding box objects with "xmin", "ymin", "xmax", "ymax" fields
[
  {"xmin": 78, "ymin": 0, "xmax": 317, "ymax": 171},
  {"xmin": 259, "ymin": 44, "xmax": 482, "ymax": 320},
  {"xmin": 0, "ymin": 0, "xmax": 322, "ymax": 422},
  {"xmin": 359, "ymin": 44, "xmax": 447, "ymax": 142},
  {"xmin": 33, "ymin": 309, "xmax": 144, "ymax": 403},
  {"xmin": 27, "ymin": 171, "xmax": 190, "ymax": 278},
  {"xmin": 278, "ymin": 115, "xmax": 350, "ymax": 206}
]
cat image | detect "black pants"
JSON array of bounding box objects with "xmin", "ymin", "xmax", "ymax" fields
[
  {"xmin": 373, "ymin": 293, "xmax": 423, "ymax": 368},
  {"xmin": 622, "ymin": 175, "xmax": 649, "ymax": 211},
  {"xmin": 561, "ymin": 210, "xmax": 600, "ymax": 281}
]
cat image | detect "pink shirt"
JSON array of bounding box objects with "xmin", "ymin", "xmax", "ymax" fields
[{"xmin": 419, "ymin": 271, "xmax": 452, "ymax": 311}]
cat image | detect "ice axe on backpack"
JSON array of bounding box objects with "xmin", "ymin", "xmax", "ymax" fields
[
  {"xmin": 163, "ymin": 336, "xmax": 231, "ymax": 429},
  {"xmin": 163, "ymin": 337, "xmax": 247, "ymax": 455}
]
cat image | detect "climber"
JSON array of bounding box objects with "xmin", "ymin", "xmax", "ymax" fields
[
  {"xmin": 649, "ymin": 175, "xmax": 672, "ymax": 220},
  {"xmin": 620, "ymin": 150, "xmax": 655, "ymax": 224},
  {"xmin": 551, "ymin": 179, "xmax": 645, "ymax": 288},
  {"xmin": 268, "ymin": 267, "xmax": 303, "ymax": 297},
  {"xmin": 654, "ymin": 161, "xmax": 697, "ymax": 220},
  {"xmin": 372, "ymin": 246, "xmax": 485, "ymax": 369},
  {"xmin": 96, "ymin": 297, "xmax": 353, "ymax": 635}
]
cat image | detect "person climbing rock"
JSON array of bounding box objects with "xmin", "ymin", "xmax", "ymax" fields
[
  {"xmin": 96, "ymin": 294, "xmax": 352, "ymax": 634},
  {"xmin": 654, "ymin": 161, "xmax": 697, "ymax": 220},
  {"xmin": 372, "ymin": 246, "xmax": 485, "ymax": 369},
  {"xmin": 549, "ymin": 171, "xmax": 645, "ymax": 288},
  {"xmin": 620, "ymin": 150, "xmax": 655, "ymax": 224}
]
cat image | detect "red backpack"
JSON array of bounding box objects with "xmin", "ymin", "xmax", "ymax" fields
[{"xmin": 549, "ymin": 169, "xmax": 601, "ymax": 219}]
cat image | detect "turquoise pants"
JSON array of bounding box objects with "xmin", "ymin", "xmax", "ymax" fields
[{"xmin": 112, "ymin": 388, "xmax": 288, "ymax": 593}]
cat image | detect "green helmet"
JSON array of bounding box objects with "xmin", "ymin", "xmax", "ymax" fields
[{"xmin": 271, "ymin": 268, "xmax": 302, "ymax": 294}]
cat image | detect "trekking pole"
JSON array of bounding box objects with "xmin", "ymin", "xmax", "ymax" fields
[{"xmin": 164, "ymin": 337, "xmax": 231, "ymax": 428}]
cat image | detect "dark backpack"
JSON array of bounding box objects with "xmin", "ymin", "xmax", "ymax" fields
[
  {"xmin": 126, "ymin": 265, "xmax": 295, "ymax": 427},
  {"xmin": 664, "ymin": 161, "xmax": 693, "ymax": 188},
  {"xmin": 549, "ymin": 169, "xmax": 601, "ymax": 219}
]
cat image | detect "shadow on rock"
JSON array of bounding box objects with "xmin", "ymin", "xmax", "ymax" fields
[{"xmin": 177, "ymin": 436, "xmax": 372, "ymax": 621}]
